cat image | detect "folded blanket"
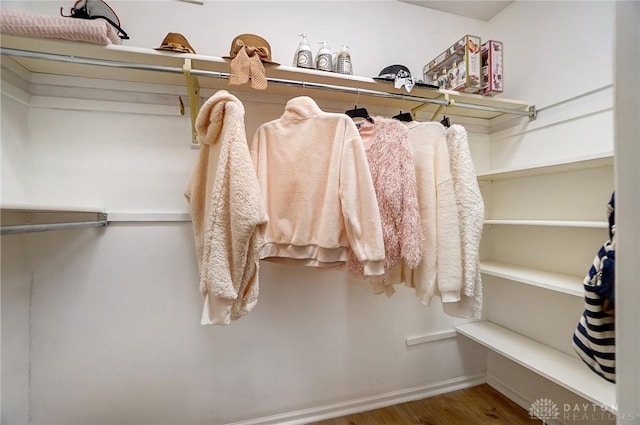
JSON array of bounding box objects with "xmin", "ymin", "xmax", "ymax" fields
[{"xmin": 0, "ymin": 9, "xmax": 122, "ymax": 45}]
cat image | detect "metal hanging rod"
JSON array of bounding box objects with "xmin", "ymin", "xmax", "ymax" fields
[
  {"xmin": 1, "ymin": 220, "xmax": 108, "ymax": 235},
  {"xmin": 0, "ymin": 47, "xmax": 536, "ymax": 118},
  {"xmin": 0, "ymin": 210, "xmax": 108, "ymax": 235}
]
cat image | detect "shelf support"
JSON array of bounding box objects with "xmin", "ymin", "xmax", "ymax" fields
[
  {"xmin": 182, "ymin": 59, "xmax": 200, "ymax": 148},
  {"xmin": 423, "ymin": 93, "xmax": 454, "ymax": 121}
]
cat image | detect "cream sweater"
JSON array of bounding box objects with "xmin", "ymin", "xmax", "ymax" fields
[
  {"xmin": 442, "ymin": 124, "xmax": 484, "ymax": 319},
  {"xmin": 184, "ymin": 90, "xmax": 268, "ymax": 325},
  {"xmin": 250, "ymin": 96, "xmax": 385, "ymax": 276},
  {"xmin": 385, "ymin": 121, "xmax": 462, "ymax": 304}
]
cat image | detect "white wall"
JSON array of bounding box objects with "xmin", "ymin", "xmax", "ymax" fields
[
  {"xmin": 2, "ymin": 0, "xmax": 489, "ymax": 82},
  {"xmin": 487, "ymin": 0, "xmax": 615, "ymax": 170},
  {"xmin": 0, "ymin": 235, "xmax": 31, "ymax": 425},
  {"xmin": 3, "ymin": 1, "xmax": 635, "ymax": 424},
  {"xmin": 1, "ymin": 84, "xmax": 32, "ymax": 425},
  {"xmin": 1, "ymin": 2, "xmax": 491, "ymax": 424},
  {"xmin": 3, "ymin": 90, "xmax": 487, "ymax": 425},
  {"xmin": 614, "ymin": 2, "xmax": 640, "ymax": 423},
  {"xmin": 25, "ymin": 227, "xmax": 486, "ymax": 425},
  {"xmin": 1, "ymin": 78, "xmax": 31, "ymax": 204}
]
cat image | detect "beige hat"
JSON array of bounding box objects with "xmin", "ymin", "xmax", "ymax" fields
[
  {"xmin": 155, "ymin": 32, "xmax": 196, "ymax": 54},
  {"xmin": 223, "ymin": 34, "xmax": 278, "ymax": 65}
]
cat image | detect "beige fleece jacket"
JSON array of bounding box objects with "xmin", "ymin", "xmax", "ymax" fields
[
  {"xmin": 250, "ymin": 96, "xmax": 385, "ymax": 276},
  {"xmin": 184, "ymin": 90, "xmax": 268, "ymax": 325}
]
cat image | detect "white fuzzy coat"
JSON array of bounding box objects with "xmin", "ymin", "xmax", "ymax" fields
[
  {"xmin": 442, "ymin": 124, "xmax": 484, "ymax": 319},
  {"xmin": 184, "ymin": 90, "xmax": 268, "ymax": 325}
]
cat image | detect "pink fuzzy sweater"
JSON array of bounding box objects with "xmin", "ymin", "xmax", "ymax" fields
[{"xmin": 346, "ymin": 117, "xmax": 424, "ymax": 281}]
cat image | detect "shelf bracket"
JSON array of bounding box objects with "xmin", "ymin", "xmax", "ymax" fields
[
  {"xmin": 428, "ymin": 93, "xmax": 454, "ymax": 122},
  {"xmin": 182, "ymin": 58, "xmax": 201, "ymax": 148}
]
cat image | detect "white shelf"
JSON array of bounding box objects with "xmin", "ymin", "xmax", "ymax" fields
[
  {"xmin": 0, "ymin": 34, "xmax": 534, "ymax": 122},
  {"xmin": 477, "ymin": 152, "xmax": 614, "ymax": 181},
  {"xmin": 480, "ymin": 261, "xmax": 584, "ymax": 297},
  {"xmin": 484, "ymin": 219, "xmax": 608, "ymax": 228},
  {"xmin": 456, "ymin": 321, "xmax": 616, "ymax": 412}
]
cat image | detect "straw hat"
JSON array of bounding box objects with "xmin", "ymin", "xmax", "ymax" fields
[
  {"xmin": 223, "ymin": 34, "xmax": 278, "ymax": 65},
  {"xmin": 155, "ymin": 32, "xmax": 196, "ymax": 54}
]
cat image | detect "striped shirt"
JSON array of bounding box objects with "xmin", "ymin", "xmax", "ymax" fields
[{"xmin": 572, "ymin": 193, "xmax": 616, "ymax": 383}]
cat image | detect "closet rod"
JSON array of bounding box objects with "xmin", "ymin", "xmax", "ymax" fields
[
  {"xmin": 0, "ymin": 47, "xmax": 536, "ymax": 118},
  {"xmin": 1, "ymin": 219, "xmax": 108, "ymax": 235}
]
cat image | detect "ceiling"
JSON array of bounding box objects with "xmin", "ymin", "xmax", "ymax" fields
[{"xmin": 399, "ymin": 1, "xmax": 514, "ymax": 21}]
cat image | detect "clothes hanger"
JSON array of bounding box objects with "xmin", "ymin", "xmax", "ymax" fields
[
  {"xmin": 393, "ymin": 110, "xmax": 414, "ymax": 122},
  {"xmin": 440, "ymin": 101, "xmax": 451, "ymax": 128},
  {"xmin": 392, "ymin": 96, "xmax": 414, "ymax": 122},
  {"xmin": 346, "ymin": 106, "xmax": 374, "ymax": 123},
  {"xmin": 441, "ymin": 95, "xmax": 453, "ymax": 127},
  {"xmin": 345, "ymin": 89, "xmax": 374, "ymax": 123}
]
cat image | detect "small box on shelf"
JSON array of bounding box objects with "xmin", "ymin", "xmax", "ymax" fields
[
  {"xmin": 481, "ymin": 40, "xmax": 503, "ymax": 96},
  {"xmin": 423, "ymin": 35, "xmax": 482, "ymax": 93}
]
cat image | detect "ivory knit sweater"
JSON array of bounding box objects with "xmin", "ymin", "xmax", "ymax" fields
[
  {"xmin": 346, "ymin": 117, "xmax": 423, "ymax": 281},
  {"xmin": 250, "ymin": 96, "xmax": 385, "ymax": 276},
  {"xmin": 388, "ymin": 121, "xmax": 462, "ymax": 304},
  {"xmin": 184, "ymin": 90, "xmax": 268, "ymax": 325},
  {"xmin": 442, "ymin": 124, "xmax": 484, "ymax": 319}
]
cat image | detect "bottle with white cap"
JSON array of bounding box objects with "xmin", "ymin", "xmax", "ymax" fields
[
  {"xmin": 315, "ymin": 41, "xmax": 333, "ymax": 72},
  {"xmin": 336, "ymin": 44, "xmax": 352, "ymax": 75},
  {"xmin": 293, "ymin": 33, "xmax": 313, "ymax": 69}
]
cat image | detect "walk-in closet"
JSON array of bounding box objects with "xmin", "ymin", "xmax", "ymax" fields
[{"xmin": 1, "ymin": 2, "xmax": 638, "ymax": 425}]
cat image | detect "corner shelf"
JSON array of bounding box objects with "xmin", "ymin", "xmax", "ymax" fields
[
  {"xmin": 484, "ymin": 219, "xmax": 608, "ymax": 228},
  {"xmin": 456, "ymin": 321, "xmax": 616, "ymax": 413},
  {"xmin": 477, "ymin": 152, "xmax": 614, "ymax": 181},
  {"xmin": 480, "ymin": 261, "xmax": 584, "ymax": 297}
]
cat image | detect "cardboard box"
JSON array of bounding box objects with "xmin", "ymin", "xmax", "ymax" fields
[
  {"xmin": 423, "ymin": 35, "xmax": 482, "ymax": 93},
  {"xmin": 481, "ymin": 40, "xmax": 503, "ymax": 96}
]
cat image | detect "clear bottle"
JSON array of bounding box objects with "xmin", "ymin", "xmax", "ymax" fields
[
  {"xmin": 449, "ymin": 61, "xmax": 459, "ymax": 89},
  {"xmin": 438, "ymin": 68, "xmax": 449, "ymax": 89},
  {"xmin": 293, "ymin": 33, "xmax": 313, "ymax": 69},
  {"xmin": 315, "ymin": 41, "xmax": 333, "ymax": 72},
  {"xmin": 457, "ymin": 55, "xmax": 466, "ymax": 88},
  {"xmin": 336, "ymin": 44, "xmax": 352, "ymax": 75}
]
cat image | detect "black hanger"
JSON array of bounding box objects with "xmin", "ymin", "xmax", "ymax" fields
[
  {"xmin": 441, "ymin": 115, "xmax": 451, "ymax": 128},
  {"xmin": 393, "ymin": 110, "xmax": 413, "ymax": 122},
  {"xmin": 345, "ymin": 105, "xmax": 374, "ymax": 123}
]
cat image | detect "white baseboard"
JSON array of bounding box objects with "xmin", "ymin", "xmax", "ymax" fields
[{"xmin": 225, "ymin": 374, "xmax": 486, "ymax": 425}]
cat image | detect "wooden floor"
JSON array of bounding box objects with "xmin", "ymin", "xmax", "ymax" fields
[{"xmin": 307, "ymin": 384, "xmax": 538, "ymax": 425}]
